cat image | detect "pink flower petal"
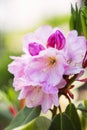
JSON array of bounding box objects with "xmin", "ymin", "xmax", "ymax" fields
[
  {"xmin": 64, "ymin": 31, "xmax": 86, "ymax": 75},
  {"xmin": 25, "ymin": 48, "xmax": 66, "ymax": 89},
  {"xmin": 18, "ymin": 85, "xmax": 58, "ymax": 113},
  {"xmin": 23, "ymin": 26, "xmax": 53, "ymax": 54},
  {"xmin": 78, "ymin": 78, "xmax": 87, "ymax": 82}
]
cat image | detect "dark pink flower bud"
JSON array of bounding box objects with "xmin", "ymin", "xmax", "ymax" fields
[
  {"xmin": 28, "ymin": 42, "xmax": 45, "ymax": 56},
  {"xmin": 47, "ymin": 30, "xmax": 66, "ymax": 50}
]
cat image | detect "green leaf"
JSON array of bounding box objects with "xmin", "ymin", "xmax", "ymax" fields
[
  {"xmin": 0, "ymin": 108, "xmax": 12, "ymax": 129},
  {"xmin": 77, "ymin": 103, "xmax": 87, "ymax": 113},
  {"xmin": 13, "ymin": 116, "xmax": 51, "ymax": 130},
  {"xmin": 65, "ymin": 103, "xmax": 81, "ymax": 130},
  {"xmin": 49, "ymin": 113, "xmax": 75, "ymax": 130},
  {"xmin": 0, "ymin": 51, "xmax": 12, "ymax": 87},
  {"xmin": 81, "ymin": 6, "xmax": 87, "ymax": 18},
  {"xmin": 5, "ymin": 106, "xmax": 41, "ymax": 130},
  {"xmin": 0, "ymin": 90, "xmax": 11, "ymax": 106},
  {"xmin": 80, "ymin": 6, "xmax": 87, "ymax": 39},
  {"xmin": 70, "ymin": 4, "xmax": 75, "ymax": 30},
  {"xmin": 77, "ymin": 103, "xmax": 87, "ymax": 118},
  {"xmin": 84, "ymin": 0, "xmax": 87, "ymax": 7},
  {"xmin": 84, "ymin": 99, "xmax": 87, "ymax": 109},
  {"xmin": 83, "ymin": 113, "xmax": 87, "ymax": 118},
  {"xmin": 70, "ymin": 4, "xmax": 82, "ymax": 35}
]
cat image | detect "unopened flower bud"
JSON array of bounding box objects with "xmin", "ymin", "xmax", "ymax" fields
[
  {"xmin": 47, "ymin": 30, "xmax": 66, "ymax": 50},
  {"xmin": 28, "ymin": 42, "xmax": 45, "ymax": 56}
]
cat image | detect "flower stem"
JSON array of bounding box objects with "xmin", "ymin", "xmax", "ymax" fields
[
  {"xmin": 58, "ymin": 105, "xmax": 62, "ymax": 113},
  {"xmin": 51, "ymin": 105, "xmax": 57, "ymax": 119},
  {"xmin": 65, "ymin": 74, "xmax": 78, "ymax": 89}
]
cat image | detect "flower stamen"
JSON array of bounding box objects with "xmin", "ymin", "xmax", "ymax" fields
[{"xmin": 49, "ymin": 57, "xmax": 56, "ymax": 65}]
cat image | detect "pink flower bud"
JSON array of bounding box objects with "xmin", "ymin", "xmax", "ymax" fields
[
  {"xmin": 47, "ymin": 30, "xmax": 66, "ymax": 50},
  {"xmin": 28, "ymin": 42, "xmax": 45, "ymax": 56}
]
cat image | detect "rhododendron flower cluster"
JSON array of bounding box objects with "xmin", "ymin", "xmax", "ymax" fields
[{"xmin": 8, "ymin": 26, "xmax": 87, "ymax": 113}]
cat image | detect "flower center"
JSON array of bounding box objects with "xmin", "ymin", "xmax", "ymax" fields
[
  {"xmin": 67, "ymin": 59, "xmax": 72, "ymax": 64},
  {"xmin": 49, "ymin": 57, "xmax": 56, "ymax": 65}
]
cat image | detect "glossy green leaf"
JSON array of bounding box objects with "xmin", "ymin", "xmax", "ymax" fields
[
  {"xmin": 5, "ymin": 106, "xmax": 41, "ymax": 130},
  {"xmin": 78, "ymin": 103, "xmax": 87, "ymax": 118},
  {"xmin": 13, "ymin": 116, "xmax": 51, "ymax": 130},
  {"xmin": 65, "ymin": 103, "xmax": 81, "ymax": 130},
  {"xmin": 49, "ymin": 113, "xmax": 75, "ymax": 130}
]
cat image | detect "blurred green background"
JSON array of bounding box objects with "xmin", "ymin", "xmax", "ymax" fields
[{"xmin": 0, "ymin": 0, "xmax": 87, "ymax": 130}]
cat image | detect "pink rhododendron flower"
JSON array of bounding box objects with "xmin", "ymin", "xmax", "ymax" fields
[
  {"xmin": 64, "ymin": 30, "xmax": 86, "ymax": 75},
  {"xmin": 25, "ymin": 48, "xmax": 67, "ymax": 92},
  {"xmin": 8, "ymin": 25, "xmax": 87, "ymax": 113},
  {"xmin": 8, "ymin": 55, "xmax": 29, "ymax": 91},
  {"xmin": 18, "ymin": 85, "xmax": 58, "ymax": 113}
]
